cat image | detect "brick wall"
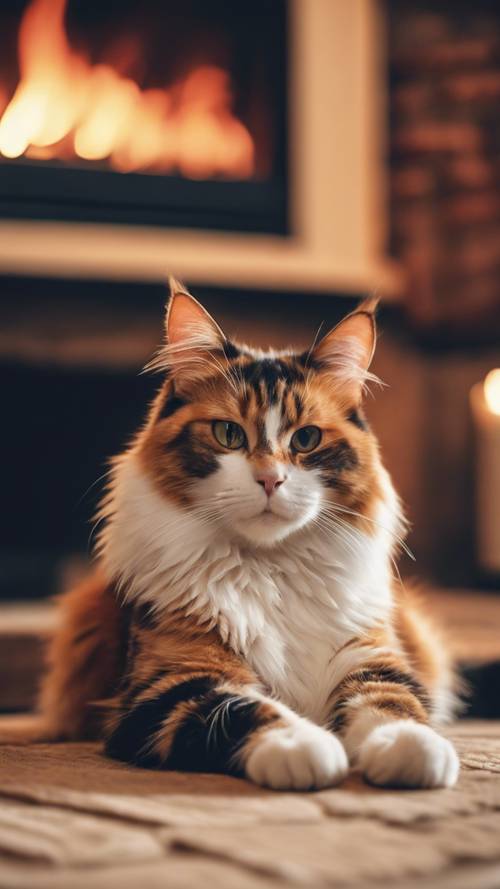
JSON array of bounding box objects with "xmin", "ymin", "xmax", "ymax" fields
[{"xmin": 389, "ymin": 1, "xmax": 500, "ymax": 342}]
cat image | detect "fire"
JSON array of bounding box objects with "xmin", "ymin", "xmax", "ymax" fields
[{"xmin": 0, "ymin": 0, "xmax": 255, "ymax": 179}]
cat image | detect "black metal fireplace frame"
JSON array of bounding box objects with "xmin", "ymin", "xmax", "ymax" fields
[{"xmin": 0, "ymin": 161, "xmax": 288, "ymax": 232}]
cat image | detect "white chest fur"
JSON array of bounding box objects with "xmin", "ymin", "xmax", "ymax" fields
[{"xmin": 100, "ymin": 456, "xmax": 397, "ymax": 724}]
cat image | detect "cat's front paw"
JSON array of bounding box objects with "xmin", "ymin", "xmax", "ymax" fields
[
  {"xmin": 245, "ymin": 720, "xmax": 348, "ymax": 791},
  {"xmin": 359, "ymin": 721, "xmax": 459, "ymax": 789}
]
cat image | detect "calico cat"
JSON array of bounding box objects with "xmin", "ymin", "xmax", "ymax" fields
[{"xmin": 39, "ymin": 281, "xmax": 460, "ymax": 790}]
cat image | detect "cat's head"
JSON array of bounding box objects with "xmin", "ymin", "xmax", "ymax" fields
[{"xmin": 135, "ymin": 281, "xmax": 386, "ymax": 548}]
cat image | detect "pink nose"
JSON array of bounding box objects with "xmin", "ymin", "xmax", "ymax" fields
[{"xmin": 256, "ymin": 473, "xmax": 285, "ymax": 497}]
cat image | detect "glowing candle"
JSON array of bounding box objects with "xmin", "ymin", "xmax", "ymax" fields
[{"xmin": 470, "ymin": 370, "xmax": 500, "ymax": 575}]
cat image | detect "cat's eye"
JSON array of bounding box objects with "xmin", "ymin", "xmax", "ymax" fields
[
  {"xmin": 291, "ymin": 425, "xmax": 321, "ymax": 453},
  {"xmin": 212, "ymin": 420, "xmax": 246, "ymax": 450}
]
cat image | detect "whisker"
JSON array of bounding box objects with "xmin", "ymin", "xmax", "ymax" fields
[
  {"xmin": 303, "ymin": 321, "xmax": 325, "ymax": 368},
  {"xmin": 322, "ymin": 503, "xmax": 415, "ymax": 561},
  {"xmin": 88, "ymin": 515, "xmax": 106, "ymax": 553},
  {"xmin": 311, "ymin": 514, "xmax": 360, "ymax": 559},
  {"xmin": 75, "ymin": 469, "xmax": 112, "ymax": 509}
]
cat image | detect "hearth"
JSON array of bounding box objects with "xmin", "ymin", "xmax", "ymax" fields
[{"xmin": 0, "ymin": 0, "xmax": 287, "ymax": 232}]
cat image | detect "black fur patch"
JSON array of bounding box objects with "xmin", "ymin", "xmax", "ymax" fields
[
  {"xmin": 166, "ymin": 692, "xmax": 269, "ymax": 774},
  {"xmin": 133, "ymin": 603, "xmax": 158, "ymax": 630},
  {"xmin": 253, "ymin": 380, "xmax": 264, "ymax": 408},
  {"xmin": 105, "ymin": 676, "xmax": 216, "ymax": 766},
  {"xmin": 347, "ymin": 408, "xmax": 368, "ymax": 431},
  {"xmin": 294, "ymin": 392, "xmax": 304, "ymax": 422},
  {"xmin": 303, "ymin": 439, "xmax": 358, "ymax": 487},
  {"xmin": 159, "ymin": 392, "xmax": 188, "ymax": 419},
  {"xmin": 223, "ymin": 340, "xmax": 241, "ymax": 360},
  {"xmin": 241, "ymin": 359, "xmax": 304, "ymax": 404},
  {"xmin": 171, "ymin": 426, "xmax": 218, "ymax": 478},
  {"xmin": 297, "ymin": 350, "xmax": 322, "ymax": 371}
]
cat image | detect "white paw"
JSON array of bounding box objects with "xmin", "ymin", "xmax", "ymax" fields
[
  {"xmin": 245, "ymin": 720, "xmax": 348, "ymax": 791},
  {"xmin": 359, "ymin": 721, "xmax": 459, "ymax": 789}
]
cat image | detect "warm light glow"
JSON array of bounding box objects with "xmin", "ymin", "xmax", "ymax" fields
[
  {"xmin": 484, "ymin": 369, "xmax": 500, "ymax": 416},
  {"xmin": 0, "ymin": 0, "xmax": 255, "ymax": 178}
]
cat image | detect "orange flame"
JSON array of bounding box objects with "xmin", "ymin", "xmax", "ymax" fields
[{"xmin": 0, "ymin": 0, "xmax": 255, "ymax": 179}]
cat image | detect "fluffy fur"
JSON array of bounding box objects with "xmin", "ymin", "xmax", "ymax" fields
[{"xmin": 39, "ymin": 282, "xmax": 460, "ymax": 790}]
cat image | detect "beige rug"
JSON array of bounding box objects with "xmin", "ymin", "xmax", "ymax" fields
[{"xmin": 0, "ymin": 720, "xmax": 500, "ymax": 888}]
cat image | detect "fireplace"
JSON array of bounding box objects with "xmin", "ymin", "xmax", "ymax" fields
[
  {"xmin": 0, "ymin": 1, "xmax": 400, "ymax": 295},
  {"xmin": 0, "ymin": 0, "xmax": 287, "ymax": 233}
]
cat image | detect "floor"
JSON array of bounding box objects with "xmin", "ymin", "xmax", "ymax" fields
[{"xmin": 1, "ymin": 720, "xmax": 500, "ymax": 888}]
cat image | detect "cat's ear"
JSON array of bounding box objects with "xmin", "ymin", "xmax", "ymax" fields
[
  {"xmin": 308, "ymin": 296, "xmax": 379, "ymax": 400},
  {"xmin": 165, "ymin": 278, "xmax": 225, "ymax": 353},
  {"xmin": 146, "ymin": 278, "xmax": 227, "ymax": 384}
]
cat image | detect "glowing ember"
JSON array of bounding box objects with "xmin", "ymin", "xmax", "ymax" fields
[{"xmin": 0, "ymin": 0, "xmax": 255, "ymax": 179}]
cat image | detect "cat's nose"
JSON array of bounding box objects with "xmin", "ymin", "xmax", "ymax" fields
[{"xmin": 256, "ymin": 473, "xmax": 286, "ymax": 496}]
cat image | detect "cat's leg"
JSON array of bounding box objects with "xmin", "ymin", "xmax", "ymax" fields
[
  {"xmin": 330, "ymin": 647, "xmax": 459, "ymax": 788},
  {"xmin": 105, "ymin": 675, "xmax": 348, "ymax": 790},
  {"xmin": 104, "ymin": 609, "xmax": 347, "ymax": 790},
  {"xmin": 38, "ymin": 572, "xmax": 127, "ymax": 739}
]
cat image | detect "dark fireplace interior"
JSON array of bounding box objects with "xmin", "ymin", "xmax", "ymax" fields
[{"xmin": 0, "ymin": 0, "xmax": 288, "ymax": 232}]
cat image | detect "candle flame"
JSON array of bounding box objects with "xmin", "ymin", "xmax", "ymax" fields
[
  {"xmin": 0, "ymin": 0, "xmax": 255, "ymax": 179},
  {"xmin": 484, "ymin": 369, "xmax": 500, "ymax": 416}
]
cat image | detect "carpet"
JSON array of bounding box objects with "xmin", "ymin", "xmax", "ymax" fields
[{"xmin": 0, "ymin": 720, "xmax": 499, "ymax": 888}]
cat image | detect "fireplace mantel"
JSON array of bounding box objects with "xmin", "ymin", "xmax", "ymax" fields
[{"xmin": 0, "ymin": 0, "xmax": 403, "ymax": 297}]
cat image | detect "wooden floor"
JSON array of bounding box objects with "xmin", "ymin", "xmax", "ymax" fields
[{"xmin": 0, "ymin": 719, "xmax": 500, "ymax": 889}]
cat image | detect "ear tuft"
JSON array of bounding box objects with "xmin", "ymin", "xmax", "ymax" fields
[
  {"xmin": 168, "ymin": 275, "xmax": 190, "ymax": 299},
  {"xmin": 356, "ymin": 294, "xmax": 380, "ymax": 316}
]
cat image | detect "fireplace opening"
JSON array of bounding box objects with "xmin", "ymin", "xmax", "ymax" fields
[{"xmin": 0, "ymin": 0, "xmax": 288, "ymax": 232}]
